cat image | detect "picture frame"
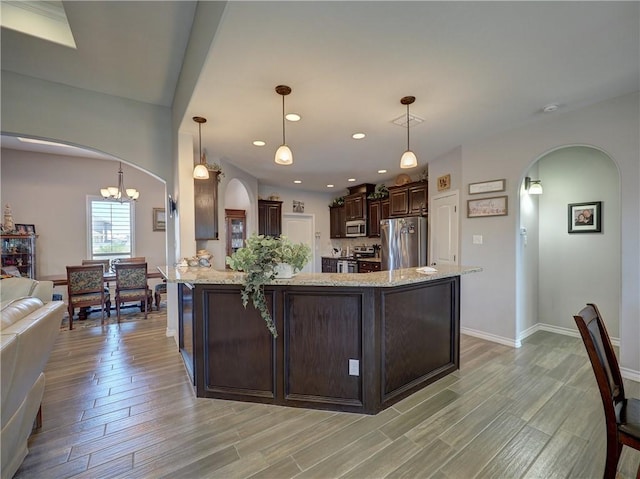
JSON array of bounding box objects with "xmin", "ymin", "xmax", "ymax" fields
[
  {"xmin": 568, "ymin": 201, "xmax": 602, "ymax": 233},
  {"xmin": 14, "ymin": 224, "xmax": 36, "ymax": 235},
  {"xmin": 437, "ymin": 174, "xmax": 451, "ymax": 191},
  {"xmin": 468, "ymin": 178, "xmax": 506, "ymax": 195},
  {"xmin": 153, "ymin": 208, "xmax": 166, "ymax": 231},
  {"xmin": 293, "ymin": 200, "xmax": 305, "ymax": 213},
  {"xmin": 467, "ymin": 196, "xmax": 508, "ymax": 218}
]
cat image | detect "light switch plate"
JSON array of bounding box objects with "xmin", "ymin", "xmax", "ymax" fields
[
  {"xmin": 473, "ymin": 235, "xmax": 483, "ymax": 244},
  {"xmin": 349, "ymin": 359, "xmax": 359, "ymax": 376}
]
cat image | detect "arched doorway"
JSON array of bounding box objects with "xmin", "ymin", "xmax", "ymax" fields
[{"xmin": 518, "ymin": 145, "xmax": 620, "ymax": 341}]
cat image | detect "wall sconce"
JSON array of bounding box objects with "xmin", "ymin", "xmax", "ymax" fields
[
  {"xmin": 525, "ymin": 177, "xmax": 543, "ymax": 195},
  {"xmin": 168, "ymin": 194, "xmax": 178, "ymax": 218}
]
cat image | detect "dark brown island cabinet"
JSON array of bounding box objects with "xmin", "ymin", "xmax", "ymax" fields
[{"xmin": 168, "ymin": 265, "xmax": 479, "ymax": 415}]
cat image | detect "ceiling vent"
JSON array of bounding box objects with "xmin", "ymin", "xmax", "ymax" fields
[{"xmin": 391, "ymin": 113, "xmax": 425, "ymax": 128}]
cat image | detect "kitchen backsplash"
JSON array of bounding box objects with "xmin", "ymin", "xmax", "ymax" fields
[{"xmin": 327, "ymin": 238, "xmax": 382, "ymax": 257}]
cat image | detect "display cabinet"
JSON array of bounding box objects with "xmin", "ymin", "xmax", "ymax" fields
[
  {"xmin": 225, "ymin": 209, "xmax": 246, "ymax": 264},
  {"xmin": 1, "ymin": 234, "xmax": 36, "ymax": 278}
]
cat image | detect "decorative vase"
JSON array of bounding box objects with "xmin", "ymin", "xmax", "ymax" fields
[{"xmin": 273, "ymin": 263, "xmax": 294, "ymax": 278}]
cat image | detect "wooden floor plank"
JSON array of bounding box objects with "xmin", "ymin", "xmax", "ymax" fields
[{"xmin": 13, "ymin": 314, "xmax": 640, "ymax": 479}]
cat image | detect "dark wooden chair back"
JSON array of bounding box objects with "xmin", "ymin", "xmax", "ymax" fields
[
  {"xmin": 574, "ymin": 303, "xmax": 640, "ymax": 478},
  {"xmin": 114, "ymin": 262, "xmax": 151, "ymax": 322},
  {"xmin": 81, "ymin": 259, "xmax": 110, "ymax": 273},
  {"xmin": 66, "ymin": 265, "xmax": 110, "ymax": 330},
  {"xmin": 117, "ymin": 257, "xmax": 146, "ymax": 264}
]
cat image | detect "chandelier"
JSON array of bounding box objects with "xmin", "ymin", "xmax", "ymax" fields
[{"xmin": 100, "ymin": 162, "xmax": 139, "ymax": 202}]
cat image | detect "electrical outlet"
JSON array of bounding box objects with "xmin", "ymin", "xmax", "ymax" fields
[
  {"xmin": 349, "ymin": 359, "xmax": 359, "ymax": 376},
  {"xmin": 473, "ymin": 235, "xmax": 483, "ymax": 244}
]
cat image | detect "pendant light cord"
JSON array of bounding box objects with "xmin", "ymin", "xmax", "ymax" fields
[
  {"xmin": 198, "ymin": 122, "xmax": 203, "ymax": 165},
  {"xmin": 406, "ymin": 104, "xmax": 410, "ymax": 150},
  {"xmin": 282, "ymin": 94, "xmax": 286, "ymax": 145}
]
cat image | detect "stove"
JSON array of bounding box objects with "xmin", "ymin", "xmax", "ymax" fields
[{"xmin": 352, "ymin": 246, "xmax": 376, "ymax": 259}]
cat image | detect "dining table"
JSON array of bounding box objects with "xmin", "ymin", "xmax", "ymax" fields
[{"xmin": 39, "ymin": 270, "xmax": 164, "ymax": 287}]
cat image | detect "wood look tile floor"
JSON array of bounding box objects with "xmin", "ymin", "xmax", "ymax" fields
[{"xmin": 15, "ymin": 314, "xmax": 640, "ymax": 479}]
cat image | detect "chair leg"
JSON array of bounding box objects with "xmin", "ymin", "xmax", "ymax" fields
[
  {"xmin": 604, "ymin": 437, "xmax": 621, "ymax": 479},
  {"xmin": 106, "ymin": 299, "xmax": 111, "ymax": 317},
  {"xmin": 155, "ymin": 292, "xmax": 160, "ymax": 310},
  {"xmin": 116, "ymin": 299, "xmax": 121, "ymax": 324},
  {"xmin": 68, "ymin": 305, "xmax": 74, "ymax": 330}
]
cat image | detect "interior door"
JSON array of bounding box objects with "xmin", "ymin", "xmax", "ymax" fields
[
  {"xmin": 430, "ymin": 191, "xmax": 459, "ymax": 266},
  {"xmin": 282, "ymin": 213, "xmax": 315, "ymax": 273}
]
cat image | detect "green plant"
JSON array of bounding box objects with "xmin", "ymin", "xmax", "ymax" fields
[
  {"xmin": 329, "ymin": 196, "xmax": 345, "ymax": 207},
  {"xmin": 367, "ymin": 183, "xmax": 389, "ymax": 200},
  {"xmin": 226, "ymin": 234, "xmax": 311, "ymax": 337}
]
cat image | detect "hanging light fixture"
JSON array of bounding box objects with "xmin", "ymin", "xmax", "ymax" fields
[
  {"xmin": 399, "ymin": 96, "xmax": 418, "ymax": 169},
  {"xmin": 192, "ymin": 116, "xmax": 209, "ymax": 179},
  {"xmin": 100, "ymin": 162, "xmax": 139, "ymax": 202},
  {"xmin": 274, "ymin": 85, "xmax": 293, "ymax": 165}
]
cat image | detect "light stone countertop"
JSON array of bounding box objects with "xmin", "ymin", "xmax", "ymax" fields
[{"xmin": 158, "ymin": 264, "xmax": 481, "ymax": 288}]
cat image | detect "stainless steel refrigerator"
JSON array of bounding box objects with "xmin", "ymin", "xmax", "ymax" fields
[{"xmin": 381, "ymin": 216, "xmax": 427, "ymax": 270}]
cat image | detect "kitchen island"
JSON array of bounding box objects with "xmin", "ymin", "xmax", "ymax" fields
[{"xmin": 161, "ymin": 264, "xmax": 480, "ymax": 415}]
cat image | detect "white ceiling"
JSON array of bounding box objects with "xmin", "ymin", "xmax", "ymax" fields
[{"xmin": 2, "ymin": 1, "xmax": 639, "ymax": 193}]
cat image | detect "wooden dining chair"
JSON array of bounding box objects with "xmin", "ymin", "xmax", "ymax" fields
[
  {"xmin": 117, "ymin": 257, "xmax": 146, "ymax": 264},
  {"xmin": 66, "ymin": 265, "xmax": 111, "ymax": 330},
  {"xmin": 574, "ymin": 303, "xmax": 640, "ymax": 479},
  {"xmin": 114, "ymin": 262, "xmax": 152, "ymax": 323}
]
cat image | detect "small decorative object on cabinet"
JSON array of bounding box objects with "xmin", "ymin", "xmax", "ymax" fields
[
  {"xmin": 225, "ymin": 209, "xmax": 246, "ymax": 266},
  {"xmin": 1, "ymin": 234, "xmax": 36, "ymax": 278},
  {"xmin": 258, "ymin": 199, "xmax": 282, "ymax": 237}
]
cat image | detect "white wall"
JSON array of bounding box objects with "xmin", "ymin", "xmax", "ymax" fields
[
  {"xmin": 258, "ymin": 185, "xmax": 333, "ymax": 273},
  {"xmin": 537, "ymin": 146, "xmax": 620, "ymax": 336},
  {"xmin": 2, "ymin": 72, "xmax": 172, "ymax": 181},
  {"xmin": 518, "ymin": 164, "xmax": 540, "ymax": 338},
  {"xmin": 1, "ymin": 149, "xmax": 167, "ymax": 296},
  {"xmin": 459, "ymin": 92, "xmax": 639, "ymax": 375}
]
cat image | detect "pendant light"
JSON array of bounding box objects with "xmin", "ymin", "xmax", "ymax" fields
[
  {"xmin": 399, "ymin": 96, "xmax": 418, "ymax": 169},
  {"xmin": 274, "ymin": 85, "xmax": 293, "ymax": 165},
  {"xmin": 193, "ymin": 116, "xmax": 209, "ymax": 179},
  {"xmin": 100, "ymin": 162, "xmax": 139, "ymax": 202}
]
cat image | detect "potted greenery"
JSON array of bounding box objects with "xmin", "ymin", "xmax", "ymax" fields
[{"xmin": 226, "ymin": 234, "xmax": 311, "ymax": 337}]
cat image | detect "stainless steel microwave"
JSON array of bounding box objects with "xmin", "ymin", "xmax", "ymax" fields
[{"xmin": 345, "ymin": 220, "xmax": 367, "ymax": 237}]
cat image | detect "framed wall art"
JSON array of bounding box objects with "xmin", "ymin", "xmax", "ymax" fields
[
  {"xmin": 568, "ymin": 201, "xmax": 602, "ymax": 233},
  {"xmin": 467, "ymin": 196, "xmax": 508, "ymax": 218},
  {"xmin": 153, "ymin": 208, "xmax": 166, "ymax": 231},
  {"xmin": 437, "ymin": 174, "xmax": 451, "ymax": 191},
  {"xmin": 468, "ymin": 178, "xmax": 506, "ymax": 195}
]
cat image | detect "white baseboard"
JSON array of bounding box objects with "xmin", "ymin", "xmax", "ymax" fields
[
  {"xmin": 467, "ymin": 323, "xmax": 639, "ymax": 381},
  {"xmin": 165, "ymin": 327, "xmax": 176, "ymax": 338},
  {"xmin": 621, "ymin": 367, "xmax": 640, "ymax": 383},
  {"xmin": 461, "ymin": 327, "xmax": 520, "ymax": 348}
]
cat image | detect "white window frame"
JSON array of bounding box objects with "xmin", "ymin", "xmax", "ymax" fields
[{"xmin": 86, "ymin": 195, "xmax": 136, "ymax": 260}]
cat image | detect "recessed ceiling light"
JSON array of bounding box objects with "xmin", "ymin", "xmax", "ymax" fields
[
  {"xmin": 347, "ymin": 178, "xmax": 356, "ymax": 182},
  {"xmin": 378, "ymin": 169, "xmax": 387, "ymax": 174},
  {"xmin": 327, "ymin": 184, "xmax": 334, "ymax": 188},
  {"xmin": 293, "ymin": 180, "xmax": 302, "ymax": 184},
  {"xmin": 253, "ymin": 140, "xmax": 266, "ymax": 146},
  {"xmin": 285, "ymin": 113, "xmax": 301, "ymax": 122},
  {"xmin": 542, "ymin": 103, "xmax": 559, "ymax": 113},
  {"xmin": 352, "ymin": 133, "xmax": 366, "ymax": 140}
]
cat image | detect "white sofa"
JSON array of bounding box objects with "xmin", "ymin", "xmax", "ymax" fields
[
  {"xmin": 1, "ymin": 295, "xmax": 64, "ymax": 479},
  {"xmin": 0, "ymin": 277, "xmax": 54, "ymax": 304}
]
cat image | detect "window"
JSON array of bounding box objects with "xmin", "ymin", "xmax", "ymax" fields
[{"xmin": 88, "ymin": 197, "xmax": 135, "ymax": 260}]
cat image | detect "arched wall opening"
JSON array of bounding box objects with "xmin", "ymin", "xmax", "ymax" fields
[{"xmin": 518, "ymin": 145, "xmax": 620, "ymax": 341}]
